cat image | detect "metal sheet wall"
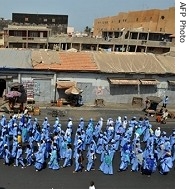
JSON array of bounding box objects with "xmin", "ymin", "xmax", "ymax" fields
[{"xmin": 33, "ymin": 79, "xmax": 52, "ymax": 102}]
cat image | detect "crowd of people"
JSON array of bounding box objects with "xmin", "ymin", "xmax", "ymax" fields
[{"xmin": 0, "ymin": 112, "xmax": 175, "ymax": 177}]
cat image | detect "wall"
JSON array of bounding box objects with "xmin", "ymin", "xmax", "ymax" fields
[
  {"xmin": 0, "ymin": 32, "xmax": 4, "ymax": 47},
  {"xmin": 0, "ymin": 71, "xmax": 175, "ymax": 105},
  {"xmin": 56, "ymin": 72, "xmax": 175, "ymax": 105}
]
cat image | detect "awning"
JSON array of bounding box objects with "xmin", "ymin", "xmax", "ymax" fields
[
  {"xmin": 0, "ymin": 75, "xmax": 12, "ymax": 79},
  {"xmin": 8, "ymin": 82, "xmax": 23, "ymax": 88},
  {"xmin": 147, "ymin": 96, "xmax": 162, "ymax": 103},
  {"xmin": 56, "ymin": 81, "xmax": 76, "ymax": 89},
  {"xmin": 168, "ymin": 80, "xmax": 175, "ymax": 85},
  {"xmin": 140, "ymin": 79, "xmax": 159, "ymax": 85},
  {"xmin": 108, "ymin": 78, "xmax": 140, "ymax": 85},
  {"xmin": 65, "ymin": 86, "xmax": 83, "ymax": 95}
]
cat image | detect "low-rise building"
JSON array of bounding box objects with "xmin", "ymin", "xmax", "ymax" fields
[{"xmin": 0, "ymin": 49, "xmax": 175, "ymax": 105}]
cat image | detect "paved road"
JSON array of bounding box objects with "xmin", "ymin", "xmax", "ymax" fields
[{"xmin": 0, "ymin": 108, "xmax": 175, "ymax": 189}]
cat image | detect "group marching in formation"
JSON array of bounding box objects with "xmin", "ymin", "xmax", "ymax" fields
[{"xmin": 0, "ymin": 112, "xmax": 175, "ymax": 177}]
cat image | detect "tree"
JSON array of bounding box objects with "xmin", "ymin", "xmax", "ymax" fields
[{"xmin": 84, "ymin": 26, "xmax": 91, "ymax": 35}]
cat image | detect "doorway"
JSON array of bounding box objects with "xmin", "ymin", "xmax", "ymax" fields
[{"xmin": 0, "ymin": 79, "xmax": 6, "ymax": 97}]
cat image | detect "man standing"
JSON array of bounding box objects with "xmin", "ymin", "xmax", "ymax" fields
[{"xmin": 163, "ymin": 96, "xmax": 169, "ymax": 108}]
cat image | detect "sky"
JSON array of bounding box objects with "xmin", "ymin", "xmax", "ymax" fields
[{"xmin": 0, "ymin": 0, "xmax": 175, "ymax": 31}]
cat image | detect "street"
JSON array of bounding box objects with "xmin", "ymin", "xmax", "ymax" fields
[{"xmin": 0, "ymin": 108, "xmax": 175, "ymax": 189}]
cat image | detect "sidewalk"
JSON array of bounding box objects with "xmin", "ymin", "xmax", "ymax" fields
[
  {"xmin": 0, "ymin": 97, "xmax": 175, "ymax": 115},
  {"xmin": 37, "ymin": 101, "xmax": 175, "ymax": 112}
]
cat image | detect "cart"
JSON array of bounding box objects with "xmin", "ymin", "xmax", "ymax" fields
[
  {"xmin": 5, "ymin": 82, "xmax": 27, "ymax": 114},
  {"xmin": 145, "ymin": 96, "xmax": 162, "ymax": 116}
]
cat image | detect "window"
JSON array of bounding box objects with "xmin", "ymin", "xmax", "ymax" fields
[
  {"xmin": 25, "ymin": 17, "xmax": 28, "ymax": 21},
  {"xmin": 13, "ymin": 31, "xmax": 22, "ymax": 36},
  {"xmin": 160, "ymin": 28, "xmax": 162, "ymax": 32},
  {"xmin": 52, "ymin": 18, "xmax": 55, "ymax": 22},
  {"xmin": 44, "ymin": 18, "xmax": 47, "ymax": 22},
  {"xmin": 118, "ymin": 20, "xmax": 120, "ymax": 23},
  {"xmin": 29, "ymin": 31, "xmax": 39, "ymax": 37},
  {"xmin": 161, "ymin": 16, "xmax": 165, "ymax": 20},
  {"xmin": 136, "ymin": 18, "xmax": 138, "ymax": 21}
]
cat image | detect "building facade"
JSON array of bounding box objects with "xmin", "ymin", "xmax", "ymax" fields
[
  {"xmin": 12, "ymin": 13, "xmax": 68, "ymax": 35},
  {"xmin": 3, "ymin": 25, "xmax": 174, "ymax": 54},
  {"xmin": 93, "ymin": 7, "xmax": 175, "ymax": 37},
  {"xmin": 4, "ymin": 25, "xmax": 51, "ymax": 48},
  {"xmin": 0, "ymin": 31, "xmax": 4, "ymax": 47}
]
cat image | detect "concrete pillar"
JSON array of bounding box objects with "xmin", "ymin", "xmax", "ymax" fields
[
  {"xmin": 135, "ymin": 32, "xmax": 140, "ymax": 52},
  {"xmin": 96, "ymin": 44, "xmax": 99, "ymax": 51},
  {"xmin": 145, "ymin": 32, "xmax": 150, "ymax": 53}
]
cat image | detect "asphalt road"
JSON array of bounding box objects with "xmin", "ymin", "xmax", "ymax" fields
[{"xmin": 0, "ymin": 108, "xmax": 175, "ymax": 189}]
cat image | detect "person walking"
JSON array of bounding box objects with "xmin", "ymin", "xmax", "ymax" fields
[
  {"xmin": 48, "ymin": 146, "xmax": 60, "ymax": 170},
  {"xmin": 14, "ymin": 144, "xmax": 26, "ymax": 168},
  {"xmin": 89, "ymin": 181, "xmax": 96, "ymax": 189}
]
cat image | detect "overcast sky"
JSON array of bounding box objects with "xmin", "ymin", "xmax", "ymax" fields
[{"xmin": 0, "ymin": 0, "xmax": 175, "ymax": 31}]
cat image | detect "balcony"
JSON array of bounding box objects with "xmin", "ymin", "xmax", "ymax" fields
[{"xmin": 7, "ymin": 36, "xmax": 48, "ymax": 43}]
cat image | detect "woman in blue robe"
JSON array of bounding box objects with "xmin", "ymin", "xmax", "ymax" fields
[
  {"xmin": 114, "ymin": 132, "xmax": 121, "ymax": 151},
  {"xmin": 106, "ymin": 125, "xmax": 114, "ymax": 142},
  {"xmin": 48, "ymin": 146, "xmax": 60, "ymax": 170},
  {"xmin": 101, "ymin": 151, "xmax": 113, "ymax": 175},
  {"xmin": 12, "ymin": 123, "xmax": 18, "ymax": 138},
  {"xmin": 28, "ymin": 132, "xmax": 34, "ymax": 151},
  {"xmin": 118, "ymin": 149, "xmax": 130, "ymax": 172},
  {"xmin": 73, "ymin": 149, "xmax": 83, "ymax": 173},
  {"xmin": 42, "ymin": 117, "xmax": 49, "ymax": 130},
  {"xmin": 142, "ymin": 124, "xmax": 152, "ymax": 143},
  {"xmin": 25, "ymin": 144, "xmax": 34, "ymax": 166},
  {"xmin": 86, "ymin": 150, "xmax": 96, "ymax": 172},
  {"xmin": 0, "ymin": 115, "xmax": 6, "ymax": 127},
  {"xmin": 34, "ymin": 149, "xmax": 45, "ymax": 171},
  {"xmin": 11, "ymin": 137, "xmax": 18, "ymax": 159},
  {"xmin": 93, "ymin": 122, "xmax": 102, "ymax": 138},
  {"xmin": 0, "ymin": 137, "xmax": 4, "ymax": 158},
  {"xmin": 32, "ymin": 118, "xmax": 38, "ymax": 132},
  {"xmin": 135, "ymin": 117, "xmax": 143, "ymax": 136},
  {"xmin": 143, "ymin": 144, "xmax": 154, "ymax": 159},
  {"xmin": 78, "ymin": 118, "xmax": 85, "ymax": 130},
  {"xmin": 73, "ymin": 138, "xmax": 82, "ymax": 159},
  {"xmin": 172, "ymin": 143, "xmax": 175, "ymax": 162},
  {"xmin": 159, "ymin": 153, "xmax": 173, "ymax": 175},
  {"xmin": 96, "ymin": 134, "xmax": 104, "ymax": 154},
  {"xmin": 141, "ymin": 155, "xmax": 157, "ymax": 177},
  {"xmin": 15, "ymin": 145, "xmax": 25, "ymax": 168},
  {"xmin": 21, "ymin": 123, "xmax": 29, "ymax": 143},
  {"xmin": 81, "ymin": 130, "xmax": 86, "ymax": 151},
  {"xmin": 131, "ymin": 149, "xmax": 143, "ymax": 172},
  {"xmin": 87, "ymin": 140, "xmax": 96, "ymax": 157},
  {"xmin": 85, "ymin": 120, "xmax": 94, "ymax": 145},
  {"xmin": 3, "ymin": 144, "xmax": 11, "ymax": 165},
  {"xmin": 59, "ymin": 137, "xmax": 68, "ymax": 159},
  {"xmin": 33, "ymin": 129, "xmax": 41, "ymax": 146},
  {"xmin": 63, "ymin": 144, "xmax": 72, "ymax": 167}
]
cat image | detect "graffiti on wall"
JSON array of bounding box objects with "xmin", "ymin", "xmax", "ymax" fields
[
  {"xmin": 95, "ymin": 86, "xmax": 104, "ymax": 96},
  {"xmin": 94, "ymin": 86, "xmax": 110, "ymax": 96}
]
